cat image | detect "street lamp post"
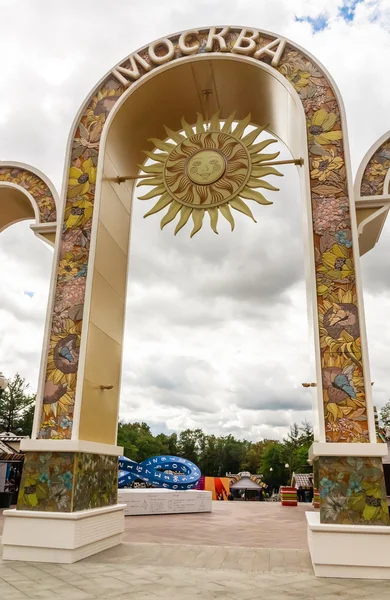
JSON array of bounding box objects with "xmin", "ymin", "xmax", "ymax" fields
[{"xmin": 285, "ymin": 462, "xmax": 292, "ymax": 485}]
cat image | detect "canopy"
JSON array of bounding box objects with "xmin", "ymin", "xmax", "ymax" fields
[{"xmin": 230, "ymin": 476, "xmax": 262, "ymax": 490}]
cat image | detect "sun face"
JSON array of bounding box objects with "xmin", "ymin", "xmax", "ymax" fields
[{"xmin": 137, "ymin": 113, "xmax": 283, "ymax": 236}]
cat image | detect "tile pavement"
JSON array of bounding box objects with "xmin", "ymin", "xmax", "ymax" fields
[
  {"xmin": 1, "ymin": 542, "xmax": 390, "ymax": 599},
  {"xmin": 1, "ymin": 503, "xmax": 390, "ymax": 598}
]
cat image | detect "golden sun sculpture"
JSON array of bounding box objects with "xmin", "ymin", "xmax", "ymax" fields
[{"xmin": 137, "ymin": 113, "xmax": 283, "ymax": 237}]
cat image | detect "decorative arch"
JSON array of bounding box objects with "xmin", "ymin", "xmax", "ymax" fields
[
  {"xmin": 5, "ymin": 26, "xmax": 389, "ymax": 569},
  {"xmin": 35, "ymin": 27, "xmax": 374, "ymax": 451},
  {"xmin": 354, "ymin": 131, "xmax": 390, "ymax": 255},
  {"xmin": 0, "ymin": 161, "xmax": 58, "ymax": 245}
]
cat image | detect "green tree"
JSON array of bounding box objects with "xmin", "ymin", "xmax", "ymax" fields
[
  {"xmin": 0, "ymin": 374, "xmax": 36, "ymax": 433},
  {"xmin": 177, "ymin": 429, "xmax": 205, "ymax": 464},
  {"xmin": 380, "ymin": 402, "xmax": 390, "ymax": 427}
]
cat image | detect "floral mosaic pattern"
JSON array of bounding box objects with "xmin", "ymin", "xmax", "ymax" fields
[
  {"xmin": 318, "ymin": 456, "xmax": 389, "ymax": 525},
  {"xmin": 37, "ymin": 29, "xmax": 368, "ymax": 444},
  {"xmin": 360, "ymin": 138, "xmax": 390, "ymax": 197},
  {"xmin": 17, "ymin": 452, "xmax": 73, "ymax": 511},
  {"xmin": 73, "ymin": 453, "xmax": 117, "ymax": 511},
  {"xmin": 0, "ymin": 166, "xmax": 56, "ymax": 223},
  {"xmin": 278, "ymin": 49, "xmax": 368, "ymax": 443},
  {"xmin": 17, "ymin": 452, "xmax": 117, "ymax": 512}
]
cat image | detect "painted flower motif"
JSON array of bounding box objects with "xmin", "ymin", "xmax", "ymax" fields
[
  {"xmin": 68, "ymin": 158, "xmax": 96, "ymax": 199},
  {"xmin": 317, "ymin": 244, "xmax": 354, "ymax": 281},
  {"xmin": 334, "ymin": 230, "xmax": 352, "ymax": 248},
  {"xmin": 39, "ymin": 473, "xmax": 50, "ymax": 486},
  {"xmin": 58, "ymin": 253, "xmax": 79, "ymax": 279},
  {"xmin": 59, "ymin": 416, "xmax": 73, "ymax": 430},
  {"xmin": 72, "ymin": 122, "xmax": 102, "ymax": 163},
  {"xmin": 367, "ymin": 162, "xmax": 387, "ymax": 180},
  {"xmin": 19, "ymin": 478, "xmax": 39, "ymax": 508},
  {"xmin": 322, "ymin": 365, "xmax": 358, "ymax": 404},
  {"xmin": 347, "ymin": 480, "xmax": 362, "ymax": 496},
  {"xmin": 46, "ymin": 319, "xmax": 80, "ymax": 385},
  {"xmin": 289, "ymin": 69, "xmax": 312, "ymax": 89},
  {"xmin": 312, "ymin": 197, "xmax": 348, "ymax": 235},
  {"xmin": 322, "ymin": 491, "xmax": 347, "ymax": 522},
  {"xmin": 308, "ymin": 110, "xmax": 342, "ymax": 145},
  {"xmin": 59, "ymin": 278, "xmax": 86, "ymax": 310},
  {"xmin": 59, "ymin": 470, "xmax": 73, "ymax": 490},
  {"xmin": 311, "ymin": 151, "xmax": 344, "ymax": 181},
  {"xmin": 64, "ymin": 199, "xmax": 94, "ymax": 230},
  {"xmin": 323, "ymin": 302, "xmax": 360, "ymax": 340},
  {"xmin": 319, "ymin": 477, "xmax": 335, "ymax": 499},
  {"xmin": 49, "ymin": 482, "xmax": 70, "ymax": 511}
]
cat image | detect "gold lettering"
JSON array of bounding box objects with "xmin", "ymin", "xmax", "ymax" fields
[
  {"xmin": 179, "ymin": 30, "xmax": 200, "ymax": 55},
  {"xmin": 205, "ymin": 26, "xmax": 230, "ymax": 52},
  {"xmin": 112, "ymin": 53, "xmax": 151, "ymax": 86},
  {"xmin": 254, "ymin": 38, "xmax": 286, "ymax": 67},
  {"xmin": 232, "ymin": 28, "xmax": 259, "ymax": 55},
  {"xmin": 149, "ymin": 38, "xmax": 175, "ymax": 65}
]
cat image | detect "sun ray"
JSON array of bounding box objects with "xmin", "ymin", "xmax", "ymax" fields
[
  {"xmin": 208, "ymin": 207, "xmax": 219, "ymax": 234},
  {"xmin": 143, "ymin": 193, "xmax": 172, "ymax": 217},
  {"xmin": 230, "ymin": 198, "xmax": 256, "ymax": 221},
  {"xmin": 251, "ymin": 151, "xmax": 280, "ymax": 164},
  {"xmin": 181, "ymin": 117, "xmax": 194, "ymax": 139},
  {"xmin": 160, "ymin": 200, "xmax": 181, "ymax": 229},
  {"xmin": 221, "ymin": 111, "xmax": 236, "ymax": 134},
  {"xmin": 138, "ymin": 112, "xmax": 284, "ymax": 235},
  {"xmin": 249, "ymin": 139, "xmax": 277, "ymax": 154},
  {"xmin": 174, "ymin": 206, "xmax": 192, "ymax": 235},
  {"xmin": 209, "ymin": 111, "xmax": 221, "ymax": 131},
  {"xmin": 138, "ymin": 162, "xmax": 163, "ymax": 173},
  {"xmin": 136, "ymin": 175, "xmax": 164, "ymax": 187},
  {"xmin": 240, "ymin": 188, "xmax": 273, "ymax": 205},
  {"xmin": 195, "ymin": 113, "xmax": 205, "ymax": 133},
  {"xmin": 164, "ymin": 126, "xmax": 186, "ymax": 145},
  {"xmin": 143, "ymin": 150, "xmax": 168, "ymax": 163},
  {"xmin": 148, "ymin": 138, "xmax": 175, "ymax": 152},
  {"xmin": 219, "ymin": 204, "xmax": 235, "ymax": 231},
  {"xmin": 190, "ymin": 209, "xmax": 205, "ymax": 237},
  {"xmin": 138, "ymin": 184, "xmax": 166, "ymax": 200},
  {"xmin": 233, "ymin": 113, "xmax": 251, "ymax": 139}
]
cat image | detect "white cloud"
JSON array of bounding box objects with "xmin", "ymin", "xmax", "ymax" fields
[{"xmin": 0, "ymin": 0, "xmax": 389, "ymax": 441}]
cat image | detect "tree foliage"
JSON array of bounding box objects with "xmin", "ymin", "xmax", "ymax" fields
[
  {"xmin": 0, "ymin": 374, "xmax": 36, "ymax": 434},
  {"xmin": 380, "ymin": 401, "xmax": 390, "ymax": 427},
  {"xmin": 117, "ymin": 419, "xmax": 313, "ymax": 486}
]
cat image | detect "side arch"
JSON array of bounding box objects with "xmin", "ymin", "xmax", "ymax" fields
[
  {"xmin": 0, "ymin": 161, "xmax": 58, "ymax": 245},
  {"xmin": 354, "ymin": 131, "xmax": 390, "ymax": 256}
]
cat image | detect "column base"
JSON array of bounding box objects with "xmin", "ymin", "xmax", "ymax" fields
[
  {"xmin": 307, "ymin": 511, "xmax": 390, "ymax": 579},
  {"xmin": 2, "ymin": 504, "xmax": 125, "ymax": 563}
]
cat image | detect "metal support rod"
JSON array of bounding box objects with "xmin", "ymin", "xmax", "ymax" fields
[
  {"xmin": 115, "ymin": 158, "xmax": 304, "ymax": 184},
  {"xmin": 260, "ymin": 158, "xmax": 304, "ymax": 167},
  {"xmin": 100, "ymin": 385, "xmax": 114, "ymax": 390}
]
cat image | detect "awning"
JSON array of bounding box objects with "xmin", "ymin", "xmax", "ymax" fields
[{"xmin": 230, "ymin": 477, "xmax": 262, "ymax": 490}]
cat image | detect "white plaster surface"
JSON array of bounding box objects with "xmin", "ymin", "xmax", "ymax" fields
[
  {"xmin": 306, "ymin": 511, "xmax": 390, "ymax": 578},
  {"xmin": 118, "ymin": 488, "xmax": 212, "ymax": 516}
]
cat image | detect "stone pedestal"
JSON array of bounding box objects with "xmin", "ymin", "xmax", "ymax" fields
[
  {"xmin": 307, "ymin": 511, "xmax": 390, "ymax": 579},
  {"xmin": 2, "ymin": 504, "xmax": 125, "ymax": 563},
  {"xmin": 2, "ymin": 440, "xmax": 124, "ymax": 563}
]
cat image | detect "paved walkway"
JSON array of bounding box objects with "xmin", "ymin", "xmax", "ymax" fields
[
  {"xmin": 122, "ymin": 502, "xmax": 312, "ymax": 549},
  {"xmin": 1, "ymin": 542, "xmax": 390, "ymax": 599},
  {"xmin": 1, "ymin": 502, "xmax": 312, "ymax": 549},
  {"xmin": 2, "ymin": 503, "xmax": 390, "ymax": 598}
]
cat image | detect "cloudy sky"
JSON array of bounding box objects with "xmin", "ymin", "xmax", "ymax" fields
[{"xmin": 0, "ymin": 0, "xmax": 390, "ymax": 442}]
